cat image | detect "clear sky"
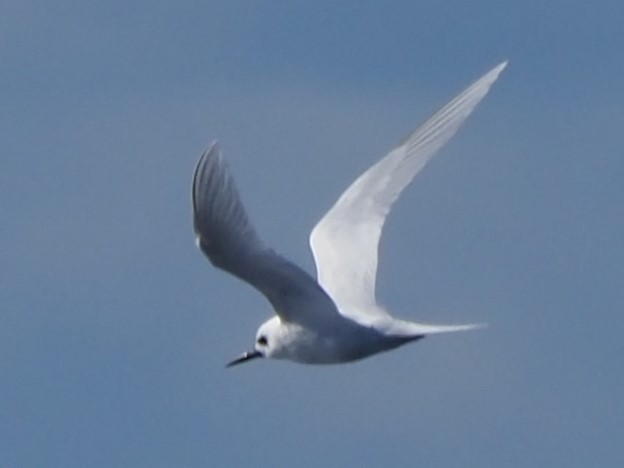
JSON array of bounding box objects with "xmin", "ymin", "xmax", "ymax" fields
[{"xmin": 2, "ymin": 1, "xmax": 623, "ymax": 467}]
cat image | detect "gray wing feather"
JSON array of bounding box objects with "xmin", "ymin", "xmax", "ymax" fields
[{"xmin": 192, "ymin": 142, "xmax": 341, "ymax": 325}]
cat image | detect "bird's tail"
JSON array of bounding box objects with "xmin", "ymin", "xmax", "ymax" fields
[{"xmin": 387, "ymin": 319, "xmax": 487, "ymax": 337}]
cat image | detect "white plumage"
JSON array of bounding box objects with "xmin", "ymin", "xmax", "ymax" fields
[{"xmin": 192, "ymin": 62, "xmax": 507, "ymax": 366}]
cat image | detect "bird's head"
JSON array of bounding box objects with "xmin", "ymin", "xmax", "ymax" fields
[{"xmin": 226, "ymin": 316, "xmax": 282, "ymax": 368}]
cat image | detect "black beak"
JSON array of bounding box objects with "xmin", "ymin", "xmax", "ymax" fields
[{"xmin": 226, "ymin": 350, "xmax": 262, "ymax": 368}]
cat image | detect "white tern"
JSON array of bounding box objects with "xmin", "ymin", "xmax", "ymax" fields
[{"xmin": 192, "ymin": 61, "xmax": 507, "ymax": 366}]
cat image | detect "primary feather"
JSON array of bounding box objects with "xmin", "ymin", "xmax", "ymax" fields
[{"xmin": 310, "ymin": 61, "xmax": 507, "ymax": 325}]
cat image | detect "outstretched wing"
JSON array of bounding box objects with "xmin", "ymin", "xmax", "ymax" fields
[
  {"xmin": 310, "ymin": 62, "xmax": 507, "ymax": 318},
  {"xmin": 193, "ymin": 142, "xmax": 341, "ymax": 326}
]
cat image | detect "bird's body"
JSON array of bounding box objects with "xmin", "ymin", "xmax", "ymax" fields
[
  {"xmin": 253, "ymin": 315, "xmax": 423, "ymax": 365},
  {"xmin": 192, "ymin": 62, "xmax": 507, "ymax": 366}
]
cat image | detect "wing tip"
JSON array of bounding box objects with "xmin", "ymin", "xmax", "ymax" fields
[
  {"xmin": 477, "ymin": 59, "xmax": 509, "ymax": 88},
  {"xmin": 192, "ymin": 140, "xmax": 222, "ymax": 200},
  {"xmin": 486, "ymin": 60, "xmax": 509, "ymax": 83},
  {"xmin": 495, "ymin": 60, "xmax": 509, "ymax": 72},
  {"xmin": 207, "ymin": 139, "xmax": 220, "ymax": 153},
  {"xmin": 198, "ymin": 140, "xmax": 221, "ymax": 167}
]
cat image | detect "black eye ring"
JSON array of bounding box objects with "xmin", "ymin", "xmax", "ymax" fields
[{"xmin": 257, "ymin": 336, "xmax": 268, "ymax": 346}]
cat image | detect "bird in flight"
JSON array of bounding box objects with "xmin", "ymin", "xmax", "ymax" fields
[{"xmin": 192, "ymin": 61, "xmax": 507, "ymax": 367}]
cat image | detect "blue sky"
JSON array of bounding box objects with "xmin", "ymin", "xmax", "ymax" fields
[{"xmin": 2, "ymin": 1, "xmax": 623, "ymax": 466}]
